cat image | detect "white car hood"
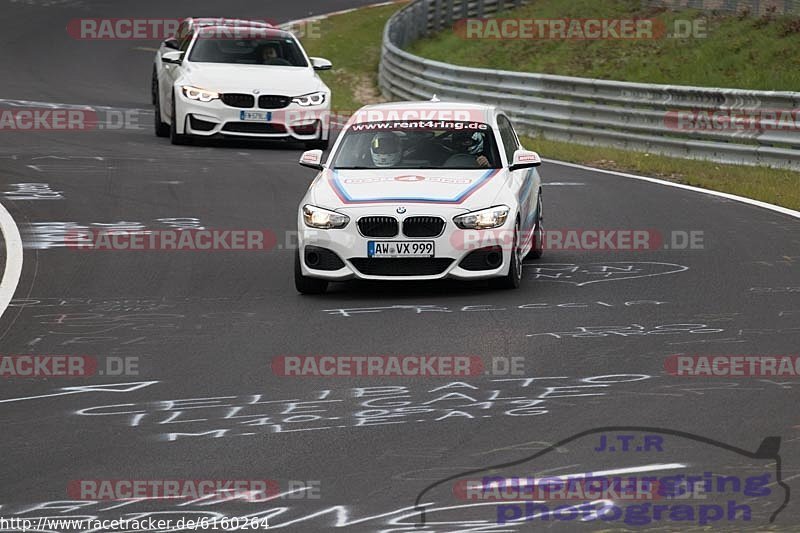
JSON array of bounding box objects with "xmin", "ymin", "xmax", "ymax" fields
[
  {"xmin": 309, "ymin": 168, "xmax": 508, "ymax": 212},
  {"xmin": 182, "ymin": 64, "xmax": 325, "ymax": 95}
]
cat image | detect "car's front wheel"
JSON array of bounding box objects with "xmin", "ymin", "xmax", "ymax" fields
[
  {"xmin": 489, "ymin": 220, "xmax": 522, "ymax": 290},
  {"xmin": 526, "ymin": 192, "xmax": 544, "ymax": 260},
  {"xmin": 295, "ymin": 251, "xmax": 329, "ymax": 294},
  {"xmin": 153, "ymin": 88, "xmax": 170, "ymax": 138},
  {"xmin": 170, "ymin": 91, "xmax": 190, "ymax": 145}
]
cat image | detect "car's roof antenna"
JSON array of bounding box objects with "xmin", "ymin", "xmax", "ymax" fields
[{"xmin": 430, "ymin": 94, "xmax": 440, "ymax": 102}]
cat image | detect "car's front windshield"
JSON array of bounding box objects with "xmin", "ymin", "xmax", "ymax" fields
[
  {"xmin": 331, "ymin": 120, "xmax": 502, "ymax": 170},
  {"xmin": 189, "ymin": 32, "xmax": 308, "ymax": 66}
]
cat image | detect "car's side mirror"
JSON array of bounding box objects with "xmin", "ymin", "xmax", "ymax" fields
[
  {"xmin": 310, "ymin": 57, "xmax": 333, "ymax": 71},
  {"xmin": 509, "ymin": 149, "xmax": 542, "ymax": 171},
  {"xmin": 299, "ymin": 150, "xmax": 325, "ymax": 171},
  {"xmin": 163, "ymin": 38, "xmax": 180, "ymax": 50},
  {"xmin": 162, "ymin": 51, "xmax": 184, "ymax": 65}
]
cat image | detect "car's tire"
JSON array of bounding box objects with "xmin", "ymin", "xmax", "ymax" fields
[
  {"xmin": 526, "ymin": 192, "xmax": 544, "ymax": 260},
  {"xmin": 489, "ymin": 219, "xmax": 522, "ymax": 290},
  {"xmin": 151, "ymin": 67, "xmax": 158, "ymax": 105},
  {"xmin": 170, "ymin": 92, "xmax": 190, "ymax": 145},
  {"xmin": 305, "ymin": 139, "xmax": 329, "ymax": 151},
  {"xmin": 295, "ymin": 251, "xmax": 329, "ymax": 294},
  {"xmin": 153, "ymin": 90, "xmax": 170, "ymax": 138}
]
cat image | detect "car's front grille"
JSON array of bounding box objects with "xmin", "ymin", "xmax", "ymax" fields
[
  {"xmin": 459, "ymin": 246, "xmax": 503, "ymax": 271},
  {"xmin": 221, "ymin": 93, "xmax": 255, "ymax": 108},
  {"xmin": 258, "ymin": 95, "xmax": 291, "ymax": 109},
  {"xmin": 221, "ymin": 122, "xmax": 287, "ymax": 134},
  {"xmin": 349, "ymin": 258, "xmax": 454, "ymax": 276},
  {"xmin": 403, "ymin": 216, "xmax": 445, "ymax": 237},
  {"xmin": 357, "ymin": 216, "xmax": 398, "ymax": 238}
]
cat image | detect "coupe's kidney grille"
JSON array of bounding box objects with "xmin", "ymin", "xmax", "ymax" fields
[
  {"xmin": 222, "ymin": 122, "xmax": 287, "ymax": 134},
  {"xmin": 403, "ymin": 216, "xmax": 445, "ymax": 237},
  {"xmin": 357, "ymin": 217, "xmax": 398, "ymax": 238},
  {"xmin": 350, "ymin": 258, "xmax": 453, "ymax": 276},
  {"xmin": 221, "ymin": 93, "xmax": 255, "ymax": 108},
  {"xmin": 258, "ymin": 95, "xmax": 291, "ymax": 109}
]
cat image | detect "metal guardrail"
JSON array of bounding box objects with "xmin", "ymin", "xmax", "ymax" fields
[{"xmin": 379, "ymin": 0, "xmax": 800, "ymax": 169}]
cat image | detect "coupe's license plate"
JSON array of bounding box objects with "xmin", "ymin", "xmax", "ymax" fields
[
  {"xmin": 240, "ymin": 111, "xmax": 272, "ymax": 122},
  {"xmin": 368, "ymin": 241, "xmax": 434, "ymax": 258}
]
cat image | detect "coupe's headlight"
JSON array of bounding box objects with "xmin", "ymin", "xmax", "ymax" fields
[
  {"xmin": 303, "ymin": 205, "xmax": 349, "ymax": 229},
  {"xmin": 454, "ymin": 205, "xmax": 510, "ymax": 229},
  {"xmin": 293, "ymin": 92, "xmax": 327, "ymax": 107},
  {"xmin": 181, "ymin": 86, "xmax": 220, "ymax": 102}
]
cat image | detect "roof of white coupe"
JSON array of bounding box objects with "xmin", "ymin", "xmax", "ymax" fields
[{"xmin": 188, "ymin": 18, "xmax": 274, "ymax": 28}]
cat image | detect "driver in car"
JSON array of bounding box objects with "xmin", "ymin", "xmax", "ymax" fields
[
  {"xmin": 370, "ymin": 132, "xmax": 403, "ymax": 168},
  {"xmin": 452, "ymin": 131, "xmax": 490, "ymax": 168},
  {"xmin": 260, "ymin": 44, "xmax": 283, "ymax": 64}
]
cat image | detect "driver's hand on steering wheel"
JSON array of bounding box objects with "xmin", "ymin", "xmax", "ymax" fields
[{"xmin": 476, "ymin": 155, "xmax": 489, "ymax": 168}]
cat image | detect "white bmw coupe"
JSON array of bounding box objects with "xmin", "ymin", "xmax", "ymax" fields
[
  {"xmin": 294, "ymin": 101, "xmax": 544, "ymax": 294},
  {"xmin": 152, "ymin": 18, "xmax": 332, "ymax": 147}
]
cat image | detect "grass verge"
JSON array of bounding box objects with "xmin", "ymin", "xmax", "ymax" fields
[
  {"xmin": 297, "ymin": 2, "xmax": 406, "ymax": 111},
  {"xmin": 409, "ymin": 0, "xmax": 800, "ymax": 90},
  {"xmin": 301, "ymin": 1, "xmax": 800, "ymax": 211}
]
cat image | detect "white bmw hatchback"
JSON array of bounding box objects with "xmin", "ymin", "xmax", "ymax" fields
[
  {"xmin": 294, "ymin": 101, "xmax": 544, "ymax": 294},
  {"xmin": 152, "ymin": 18, "xmax": 332, "ymax": 148}
]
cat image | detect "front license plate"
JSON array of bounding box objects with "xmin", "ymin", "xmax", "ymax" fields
[
  {"xmin": 368, "ymin": 241, "xmax": 434, "ymax": 258},
  {"xmin": 240, "ymin": 111, "xmax": 272, "ymax": 122}
]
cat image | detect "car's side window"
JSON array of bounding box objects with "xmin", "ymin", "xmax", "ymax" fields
[{"xmin": 497, "ymin": 115, "xmax": 519, "ymax": 165}]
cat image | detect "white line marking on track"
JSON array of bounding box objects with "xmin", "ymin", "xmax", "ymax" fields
[
  {"xmin": 0, "ymin": 201, "xmax": 23, "ymax": 321},
  {"xmin": 544, "ymin": 158, "xmax": 800, "ymax": 220}
]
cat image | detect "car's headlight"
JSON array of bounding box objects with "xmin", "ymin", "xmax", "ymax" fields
[
  {"xmin": 181, "ymin": 86, "xmax": 220, "ymax": 102},
  {"xmin": 303, "ymin": 205, "xmax": 349, "ymax": 229},
  {"xmin": 453, "ymin": 205, "xmax": 510, "ymax": 229},
  {"xmin": 293, "ymin": 92, "xmax": 327, "ymax": 107}
]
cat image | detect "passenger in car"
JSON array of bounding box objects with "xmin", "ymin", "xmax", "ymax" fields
[{"xmin": 452, "ymin": 131, "xmax": 490, "ymax": 168}]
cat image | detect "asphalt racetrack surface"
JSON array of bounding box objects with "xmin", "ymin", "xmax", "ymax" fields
[{"xmin": 0, "ymin": 0, "xmax": 799, "ymax": 531}]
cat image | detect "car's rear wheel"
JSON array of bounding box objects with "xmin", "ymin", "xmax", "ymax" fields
[
  {"xmin": 170, "ymin": 91, "xmax": 190, "ymax": 145},
  {"xmin": 153, "ymin": 88, "xmax": 170, "ymax": 138},
  {"xmin": 526, "ymin": 192, "xmax": 544, "ymax": 260},
  {"xmin": 295, "ymin": 251, "xmax": 329, "ymax": 294},
  {"xmin": 489, "ymin": 220, "xmax": 522, "ymax": 290}
]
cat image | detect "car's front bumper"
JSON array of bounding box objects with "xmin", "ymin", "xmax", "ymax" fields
[
  {"xmin": 176, "ymin": 93, "xmax": 330, "ymax": 140},
  {"xmin": 296, "ymin": 205, "xmax": 516, "ymax": 281}
]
